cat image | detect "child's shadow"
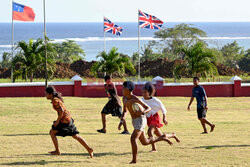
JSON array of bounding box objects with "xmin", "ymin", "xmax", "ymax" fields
[
  {"xmin": 0, "ymin": 160, "xmax": 81, "ymax": 166},
  {"xmin": 63, "ymin": 152, "xmax": 132, "ymax": 157},
  {"xmin": 33, "ymin": 152, "xmax": 131, "ymax": 157},
  {"xmin": 2, "ymin": 133, "xmax": 48, "ymax": 136}
]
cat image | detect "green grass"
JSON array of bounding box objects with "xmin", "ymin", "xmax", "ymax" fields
[
  {"xmin": 0, "ymin": 97, "xmax": 249, "ymax": 166},
  {"xmin": 0, "ymin": 75, "xmax": 250, "ymax": 83}
]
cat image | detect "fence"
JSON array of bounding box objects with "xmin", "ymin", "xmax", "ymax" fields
[{"xmin": 0, "ymin": 75, "xmax": 249, "ymax": 97}]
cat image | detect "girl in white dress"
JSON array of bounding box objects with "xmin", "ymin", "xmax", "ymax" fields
[{"xmin": 141, "ymin": 82, "xmax": 180, "ymax": 152}]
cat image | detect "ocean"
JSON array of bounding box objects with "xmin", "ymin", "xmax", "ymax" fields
[{"xmin": 0, "ymin": 22, "xmax": 250, "ymax": 61}]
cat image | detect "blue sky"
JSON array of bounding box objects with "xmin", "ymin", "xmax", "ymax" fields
[{"xmin": 1, "ymin": 0, "xmax": 250, "ymax": 22}]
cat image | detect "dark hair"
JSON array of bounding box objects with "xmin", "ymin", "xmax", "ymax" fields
[
  {"xmin": 104, "ymin": 75, "xmax": 111, "ymax": 82},
  {"xmin": 123, "ymin": 81, "xmax": 135, "ymax": 92},
  {"xmin": 193, "ymin": 77, "xmax": 200, "ymax": 81},
  {"xmin": 45, "ymin": 86, "xmax": 64, "ymax": 102},
  {"xmin": 143, "ymin": 82, "xmax": 155, "ymax": 96}
]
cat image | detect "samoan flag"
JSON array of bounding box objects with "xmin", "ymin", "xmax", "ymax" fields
[
  {"xmin": 13, "ymin": 2, "xmax": 35, "ymax": 21},
  {"xmin": 139, "ymin": 10, "xmax": 163, "ymax": 29},
  {"xmin": 104, "ymin": 17, "xmax": 123, "ymax": 36}
]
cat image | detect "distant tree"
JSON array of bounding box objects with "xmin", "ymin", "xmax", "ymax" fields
[
  {"xmin": 91, "ymin": 47, "xmax": 136, "ymax": 77},
  {"xmin": 173, "ymin": 41, "xmax": 218, "ymax": 80},
  {"xmin": 0, "ymin": 52, "xmax": 11, "ymax": 68},
  {"xmin": 12, "ymin": 38, "xmax": 56, "ymax": 82},
  {"xmin": 131, "ymin": 45, "xmax": 165, "ymax": 66},
  {"xmin": 238, "ymin": 49, "xmax": 250, "ymax": 72},
  {"xmin": 40, "ymin": 37, "xmax": 57, "ymax": 79},
  {"xmin": 220, "ymin": 41, "xmax": 244, "ymax": 68},
  {"xmin": 53, "ymin": 40, "xmax": 85, "ymax": 63},
  {"xmin": 140, "ymin": 44, "xmax": 165, "ymax": 62},
  {"xmin": 131, "ymin": 52, "xmax": 139, "ymax": 66},
  {"xmin": 151, "ymin": 23, "xmax": 207, "ymax": 60}
]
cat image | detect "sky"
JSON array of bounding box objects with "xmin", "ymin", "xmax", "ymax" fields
[{"xmin": 1, "ymin": 0, "xmax": 250, "ymax": 22}]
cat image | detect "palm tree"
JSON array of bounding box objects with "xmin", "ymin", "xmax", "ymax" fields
[
  {"xmin": 173, "ymin": 41, "xmax": 218, "ymax": 80},
  {"xmin": 0, "ymin": 52, "xmax": 11, "ymax": 68},
  {"xmin": 12, "ymin": 39, "xmax": 45, "ymax": 82},
  {"xmin": 91, "ymin": 47, "xmax": 136, "ymax": 77}
]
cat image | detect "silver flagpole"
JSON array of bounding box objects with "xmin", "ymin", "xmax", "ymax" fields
[
  {"xmin": 104, "ymin": 17, "xmax": 106, "ymax": 52},
  {"xmin": 11, "ymin": 0, "xmax": 14, "ymax": 82},
  {"xmin": 138, "ymin": 9, "xmax": 140, "ymax": 81},
  {"xmin": 43, "ymin": 0, "xmax": 48, "ymax": 87}
]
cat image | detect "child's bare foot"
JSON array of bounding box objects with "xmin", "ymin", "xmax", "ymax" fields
[
  {"xmin": 162, "ymin": 134, "xmax": 173, "ymax": 145},
  {"xmin": 150, "ymin": 150, "xmax": 158, "ymax": 152},
  {"xmin": 88, "ymin": 148, "xmax": 94, "ymax": 158},
  {"xmin": 49, "ymin": 150, "xmax": 60, "ymax": 155},
  {"xmin": 210, "ymin": 124, "xmax": 215, "ymax": 132},
  {"xmin": 201, "ymin": 131, "xmax": 208, "ymax": 134},
  {"xmin": 172, "ymin": 133, "xmax": 180, "ymax": 143},
  {"xmin": 129, "ymin": 160, "xmax": 136, "ymax": 164}
]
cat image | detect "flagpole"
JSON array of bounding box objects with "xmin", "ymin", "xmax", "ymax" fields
[
  {"xmin": 43, "ymin": 0, "xmax": 48, "ymax": 87},
  {"xmin": 11, "ymin": 0, "xmax": 14, "ymax": 82},
  {"xmin": 138, "ymin": 9, "xmax": 140, "ymax": 81},
  {"xmin": 104, "ymin": 17, "xmax": 106, "ymax": 52}
]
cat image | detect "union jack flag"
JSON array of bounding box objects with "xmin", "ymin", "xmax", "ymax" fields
[
  {"xmin": 104, "ymin": 17, "xmax": 123, "ymax": 36},
  {"xmin": 139, "ymin": 10, "xmax": 163, "ymax": 29}
]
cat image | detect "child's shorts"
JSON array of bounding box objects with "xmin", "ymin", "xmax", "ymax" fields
[
  {"xmin": 147, "ymin": 112, "xmax": 163, "ymax": 128},
  {"xmin": 101, "ymin": 105, "xmax": 122, "ymax": 117},
  {"xmin": 52, "ymin": 118, "xmax": 79, "ymax": 137},
  {"xmin": 132, "ymin": 115, "xmax": 147, "ymax": 132},
  {"xmin": 197, "ymin": 107, "xmax": 207, "ymax": 119}
]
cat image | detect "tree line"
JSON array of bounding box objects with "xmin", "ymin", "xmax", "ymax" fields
[
  {"xmin": 0, "ymin": 39, "xmax": 85, "ymax": 82},
  {"xmin": 0, "ymin": 24, "xmax": 249, "ymax": 82}
]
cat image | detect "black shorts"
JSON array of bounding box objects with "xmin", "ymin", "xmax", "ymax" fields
[
  {"xmin": 101, "ymin": 105, "xmax": 122, "ymax": 117},
  {"xmin": 197, "ymin": 107, "xmax": 207, "ymax": 119},
  {"xmin": 52, "ymin": 119, "xmax": 79, "ymax": 137}
]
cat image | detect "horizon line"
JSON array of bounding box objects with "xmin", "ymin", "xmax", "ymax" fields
[{"xmin": 1, "ymin": 21, "xmax": 250, "ymax": 23}]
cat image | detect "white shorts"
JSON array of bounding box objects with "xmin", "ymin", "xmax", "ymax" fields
[{"xmin": 132, "ymin": 115, "xmax": 147, "ymax": 131}]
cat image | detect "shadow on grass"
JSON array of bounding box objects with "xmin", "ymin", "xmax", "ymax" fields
[
  {"xmin": 194, "ymin": 145, "xmax": 250, "ymax": 149},
  {"xmin": 0, "ymin": 151, "xmax": 146, "ymax": 162},
  {"xmin": 80, "ymin": 133, "xmax": 102, "ymax": 135},
  {"xmin": 3, "ymin": 132, "xmax": 130, "ymax": 136},
  {"xmin": 0, "ymin": 160, "xmax": 81, "ymax": 166},
  {"xmin": 81, "ymin": 132, "xmax": 132, "ymax": 135},
  {"xmin": 63, "ymin": 152, "xmax": 133, "ymax": 157},
  {"xmin": 3, "ymin": 133, "xmax": 48, "ymax": 136},
  {"xmin": 30, "ymin": 152, "xmax": 132, "ymax": 157}
]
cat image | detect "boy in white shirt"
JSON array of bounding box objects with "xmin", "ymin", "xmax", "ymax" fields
[{"xmin": 142, "ymin": 82, "xmax": 180, "ymax": 152}]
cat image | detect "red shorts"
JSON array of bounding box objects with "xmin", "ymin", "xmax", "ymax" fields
[{"xmin": 147, "ymin": 112, "xmax": 163, "ymax": 128}]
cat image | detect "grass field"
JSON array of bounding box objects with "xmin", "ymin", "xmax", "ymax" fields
[
  {"xmin": 0, "ymin": 97, "xmax": 249, "ymax": 167},
  {"xmin": 0, "ymin": 75, "xmax": 250, "ymax": 83}
]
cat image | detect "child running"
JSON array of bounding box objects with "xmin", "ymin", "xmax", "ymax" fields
[
  {"xmin": 97, "ymin": 75, "xmax": 129, "ymax": 134},
  {"xmin": 142, "ymin": 82, "xmax": 180, "ymax": 152},
  {"xmin": 45, "ymin": 86, "xmax": 93, "ymax": 157},
  {"xmin": 118, "ymin": 81, "xmax": 172, "ymax": 164}
]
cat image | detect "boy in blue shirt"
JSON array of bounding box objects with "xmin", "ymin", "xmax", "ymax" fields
[{"xmin": 187, "ymin": 77, "xmax": 215, "ymax": 134}]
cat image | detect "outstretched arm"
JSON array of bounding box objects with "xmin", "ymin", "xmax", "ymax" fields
[
  {"xmin": 118, "ymin": 98, "xmax": 128, "ymax": 130},
  {"xmin": 157, "ymin": 98, "xmax": 168, "ymax": 125},
  {"xmin": 187, "ymin": 97, "xmax": 194, "ymax": 111}
]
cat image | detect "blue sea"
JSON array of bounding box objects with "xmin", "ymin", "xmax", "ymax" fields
[{"xmin": 0, "ymin": 22, "xmax": 250, "ymax": 61}]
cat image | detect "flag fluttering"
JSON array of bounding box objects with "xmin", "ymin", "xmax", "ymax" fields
[
  {"xmin": 13, "ymin": 2, "xmax": 35, "ymax": 21},
  {"xmin": 104, "ymin": 17, "xmax": 123, "ymax": 36},
  {"xmin": 139, "ymin": 10, "xmax": 163, "ymax": 29}
]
